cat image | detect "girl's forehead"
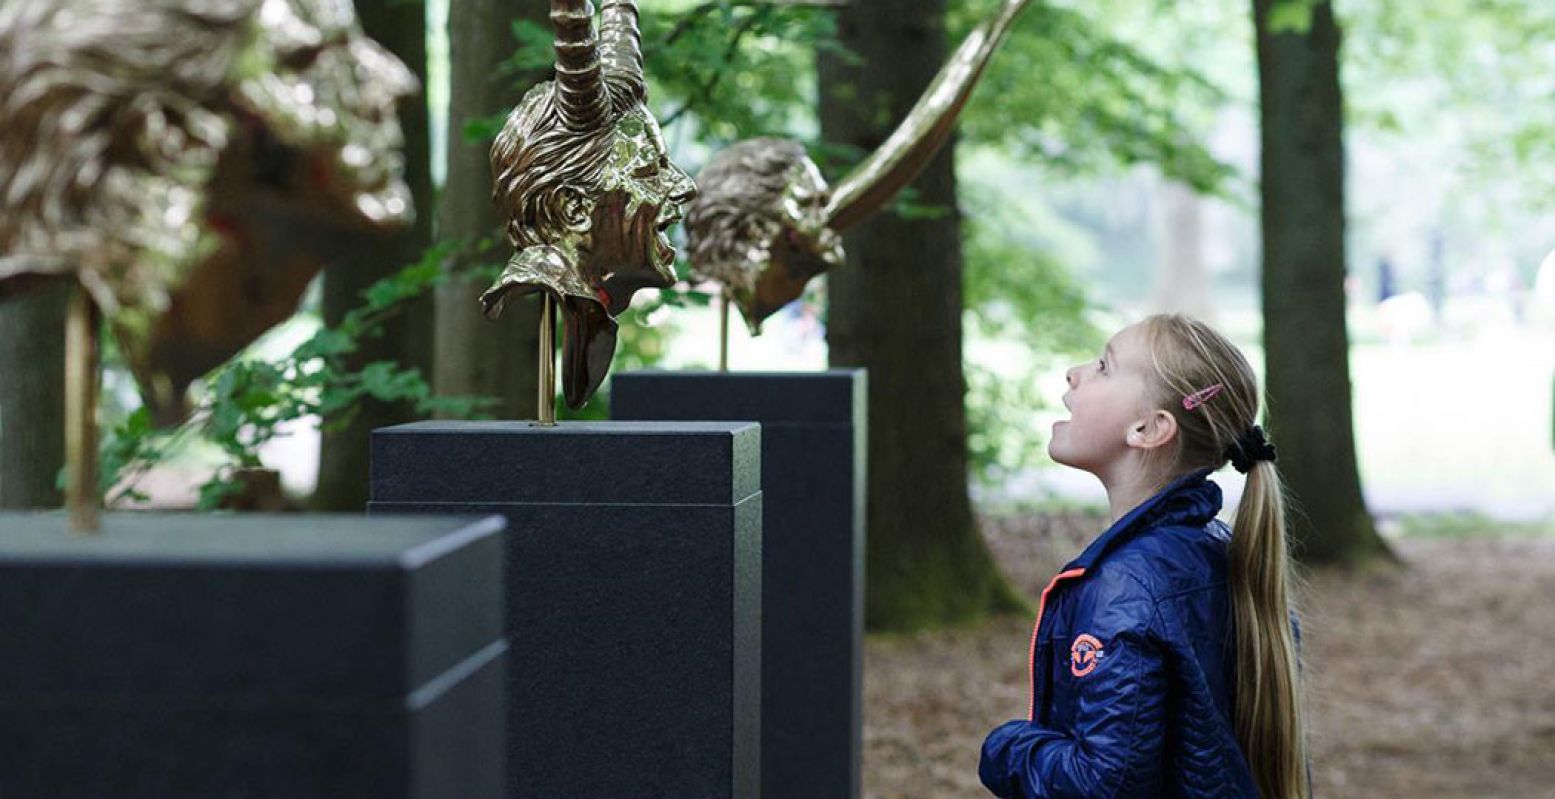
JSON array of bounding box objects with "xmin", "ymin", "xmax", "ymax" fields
[{"xmin": 1106, "ymin": 324, "xmax": 1149, "ymax": 364}]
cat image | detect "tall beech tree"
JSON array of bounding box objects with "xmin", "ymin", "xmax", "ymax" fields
[
  {"xmin": 432, "ymin": 0, "xmax": 549, "ymax": 420},
  {"xmin": 0, "ymin": 283, "xmax": 67, "ymax": 509},
  {"xmin": 819, "ymin": 0, "xmax": 1024, "ymax": 630},
  {"xmin": 316, "ymin": 0, "xmax": 436, "ymax": 509},
  {"xmin": 1253, "ymin": 0, "xmax": 1393, "ymax": 565}
]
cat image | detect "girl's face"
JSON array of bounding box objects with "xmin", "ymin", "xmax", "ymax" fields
[{"xmin": 1049, "ymin": 323, "xmax": 1159, "ymax": 478}]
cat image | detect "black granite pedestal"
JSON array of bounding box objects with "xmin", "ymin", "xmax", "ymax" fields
[
  {"xmin": 612, "ymin": 370, "xmax": 866, "ymax": 799},
  {"xmin": 369, "ymin": 420, "xmax": 762, "ymax": 799},
  {"xmin": 0, "ymin": 512, "xmax": 507, "ymax": 799}
]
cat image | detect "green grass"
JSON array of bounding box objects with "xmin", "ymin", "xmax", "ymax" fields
[{"xmin": 1387, "ymin": 511, "xmax": 1555, "ymax": 539}]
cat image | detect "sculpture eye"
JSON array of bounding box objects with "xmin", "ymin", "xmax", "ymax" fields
[{"xmin": 633, "ymin": 160, "xmax": 660, "ymax": 179}]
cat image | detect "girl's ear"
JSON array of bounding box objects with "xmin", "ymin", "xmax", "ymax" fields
[{"xmin": 1128, "ymin": 409, "xmax": 1179, "ymax": 451}]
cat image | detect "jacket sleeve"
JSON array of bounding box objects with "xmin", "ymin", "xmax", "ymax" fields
[{"xmin": 979, "ymin": 567, "xmax": 1168, "ymax": 799}]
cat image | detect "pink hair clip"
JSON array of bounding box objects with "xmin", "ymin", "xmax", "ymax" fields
[{"xmin": 1182, "ymin": 383, "xmax": 1224, "ymax": 411}]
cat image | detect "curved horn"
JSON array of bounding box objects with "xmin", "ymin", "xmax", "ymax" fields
[
  {"xmin": 551, "ymin": 0, "xmax": 609, "ymax": 129},
  {"xmin": 825, "ymin": 0, "xmax": 1031, "ymax": 231},
  {"xmin": 599, "ymin": 0, "xmax": 645, "ymax": 97}
]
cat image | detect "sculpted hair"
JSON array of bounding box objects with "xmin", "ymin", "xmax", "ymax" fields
[
  {"xmin": 491, "ymin": 0, "xmax": 648, "ymax": 251},
  {"xmin": 685, "ymin": 137, "xmax": 810, "ymax": 276},
  {"xmin": 491, "ymin": 74, "xmax": 650, "ymax": 251},
  {"xmin": 1140, "ymin": 313, "xmax": 1311, "ymax": 799},
  {"xmin": 0, "ymin": 0, "xmax": 256, "ymax": 286}
]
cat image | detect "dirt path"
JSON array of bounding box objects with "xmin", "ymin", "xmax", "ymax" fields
[{"xmin": 862, "ymin": 515, "xmax": 1555, "ymax": 798}]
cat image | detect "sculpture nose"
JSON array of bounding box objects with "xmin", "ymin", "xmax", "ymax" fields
[{"xmin": 667, "ymin": 166, "xmax": 697, "ymax": 204}]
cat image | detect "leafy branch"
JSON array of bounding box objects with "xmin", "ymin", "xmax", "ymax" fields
[{"xmin": 101, "ymin": 239, "xmax": 501, "ymax": 509}]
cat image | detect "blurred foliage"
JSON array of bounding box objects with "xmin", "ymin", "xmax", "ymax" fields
[
  {"xmin": 962, "ymin": 190, "xmax": 1104, "ymax": 485},
  {"xmin": 952, "ymin": 0, "xmax": 1233, "ymax": 194},
  {"xmin": 99, "ymin": 242, "xmax": 495, "ymax": 508},
  {"xmin": 596, "ymin": 0, "xmax": 1227, "ymax": 469},
  {"xmin": 100, "ymin": 0, "xmax": 1258, "ymax": 500},
  {"xmin": 1343, "ymin": 0, "xmax": 1555, "ymax": 207}
]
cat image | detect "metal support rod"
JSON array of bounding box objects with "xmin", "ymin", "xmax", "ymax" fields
[
  {"xmin": 718, "ymin": 291, "xmax": 730, "ymax": 373},
  {"xmin": 64, "ymin": 285, "xmax": 100, "ymax": 534},
  {"xmin": 537, "ymin": 293, "xmax": 557, "ymax": 426}
]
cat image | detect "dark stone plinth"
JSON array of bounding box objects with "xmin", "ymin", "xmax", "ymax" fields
[
  {"xmin": 369, "ymin": 420, "xmax": 762, "ymax": 799},
  {"xmin": 0, "ymin": 512, "xmax": 508, "ymax": 799},
  {"xmin": 611, "ymin": 370, "xmax": 866, "ymax": 799}
]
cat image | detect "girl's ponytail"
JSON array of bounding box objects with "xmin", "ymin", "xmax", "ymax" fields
[
  {"xmin": 1229, "ymin": 459, "xmax": 1310, "ymax": 799},
  {"xmin": 1143, "ymin": 313, "xmax": 1312, "ymax": 797}
]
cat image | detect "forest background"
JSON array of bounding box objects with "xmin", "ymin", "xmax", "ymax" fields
[{"xmin": 2, "ymin": 0, "xmax": 1553, "ymax": 651}]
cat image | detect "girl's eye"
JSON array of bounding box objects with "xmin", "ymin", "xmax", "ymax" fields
[{"xmin": 1097, "ymin": 358, "xmax": 1106, "ymax": 373}]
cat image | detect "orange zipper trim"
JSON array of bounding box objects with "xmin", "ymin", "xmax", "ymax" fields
[{"xmin": 1027, "ymin": 567, "xmax": 1087, "ymax": 720}]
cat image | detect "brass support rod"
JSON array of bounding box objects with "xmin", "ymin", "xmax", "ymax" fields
[
  {"xmin": 537, "ymin": 293, "xmax": 557, "ymax": 426},
  {"xmin": 718, "ymin": 291, "xmax": 730, "ymax": 373},
  {"xmin": 64, "ymin": 285, "xmax": 100, "ymax": 534}
]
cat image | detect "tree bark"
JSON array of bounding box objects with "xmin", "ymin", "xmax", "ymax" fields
[
  {"xmin": 1153, "ymin": 181, "xmax": 1212, "ymax": 322},
  {"xmin": 432, "ymin": 0, "xmax": 547, "ymax": 420},
  {"xmin": 818, "ymin": 0, "xmax": 1022, "ymax": 630},
  {"xmin": 1253, "ymin": 0, "xmax": 1393, "ymax": 565},
  {"xmin": 314, "ymin": 0, "xmax": 437, "ymax": 510},
  {"xmin": 0, "ymin": 282, "xmax": 67, "ymax": 509}
]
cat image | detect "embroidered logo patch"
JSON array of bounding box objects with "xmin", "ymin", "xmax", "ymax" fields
[{"xmin": 1070, "ymin": 633, "xmax": 1106, "ymax": 677}]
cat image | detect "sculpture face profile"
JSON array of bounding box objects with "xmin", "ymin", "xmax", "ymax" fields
[
  {"xmin": 481, "ymin": 0, "xmax": 696, "ymax": 410},
  {"xmin": 0, "ymin": 0, "xmax": 416, "ymax": 417},
  {"xmin": 686, "ymin": 138, "xmax": 843, "ymax": 335},
  {"xmin": 686, "ymin": 0, "xmax": 1033, "ymax": 337}
]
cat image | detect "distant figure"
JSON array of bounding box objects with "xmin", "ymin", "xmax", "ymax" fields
[
  {"xmin": 1427, "ymin": 231, "xmax": 1447, "ymax": 323},
  {"xmin": 1376, "ymin": 255, "xmax": 1397, "ymax": 304}
]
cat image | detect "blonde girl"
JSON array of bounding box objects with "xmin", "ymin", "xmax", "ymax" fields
[{"xmin": 979, "ymin": 314, "xmax": 1309, "ymax": 798}]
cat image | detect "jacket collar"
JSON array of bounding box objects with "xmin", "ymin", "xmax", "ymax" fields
[{"xmin": 1064, "ymin": 467, "xmax": 1223, "ymax": 572}]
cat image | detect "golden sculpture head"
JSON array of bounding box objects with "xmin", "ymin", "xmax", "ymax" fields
[
  {"xmin": 686, "ymin": 137, "xmax": 844, "ymax": 335},
  {"xmin": 0, "ymin": 0, "xmax": 418, "ymax": 417},
  {"xmin": 481, "ymin": 0, "xmax": 697, "ymax": 410}
]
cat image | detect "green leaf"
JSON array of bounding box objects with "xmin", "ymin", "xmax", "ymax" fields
[
  {"xmin": 1267, "ymin": 1, "xmax": 1315, "ymax": 34},
  {"xmin": 196, "ymin": 476, "xmax": 242, "ymax": 511},
  {"xmin": 461, "ymin": 113, "xmax": 508, "ymax": 144}
]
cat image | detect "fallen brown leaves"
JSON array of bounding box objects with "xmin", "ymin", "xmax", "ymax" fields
[{"xmin": 862, "ymin": 513, "xmax": 1555, "ymax": 799}]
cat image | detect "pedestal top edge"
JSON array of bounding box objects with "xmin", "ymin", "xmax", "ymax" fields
[
  {"xmin": 0, "ymin": 512, "xmax": 504, "ymax": 567},
  {"xmin": 376, "ymin": 420, "xmax": 761, "ymax": 436},
  {"xmin": 615, "ymin": 368, "xmax": 865, "ymax": 380}
]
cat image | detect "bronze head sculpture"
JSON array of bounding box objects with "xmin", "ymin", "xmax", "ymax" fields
[
  {"xmin": 480, "ymin": 0, "xmax": 696, "ymax": 410},
  {"xmin": 685, "ymin": 138, "xmax": 843, "ymax": 335},
  {"xmin": 0, "ymin": 0, "xmax": 417, "ymax": 418},
  {"xmin": 687, "ymin": 0, "xmax": 1032, "ymax": 336}
]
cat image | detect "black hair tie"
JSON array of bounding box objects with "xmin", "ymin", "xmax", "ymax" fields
[{"xmin": 1224, "ymin": 424, "xmax": 1277, "ymax": 474}]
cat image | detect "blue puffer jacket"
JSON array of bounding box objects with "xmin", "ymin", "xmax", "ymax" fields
[{"xmin": 979, "ymin": 468, "xmax": 1262, "ymax": 798}]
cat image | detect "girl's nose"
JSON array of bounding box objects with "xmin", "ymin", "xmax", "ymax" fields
[{"xmin": 1065, "ymin": 364, "xmax": 1079, "ymax": 388}]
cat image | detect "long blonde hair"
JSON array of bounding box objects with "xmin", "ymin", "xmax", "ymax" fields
[{"xmin": 1140, "ymin": 313, "xmax": 1310, "ymax": 799}]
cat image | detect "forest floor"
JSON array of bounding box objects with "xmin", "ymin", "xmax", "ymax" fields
[{"xmin": 862, "ymin": 511, "xmax": 1555, "ymax": 799}]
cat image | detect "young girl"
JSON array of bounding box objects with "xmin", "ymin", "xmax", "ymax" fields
[{"xmin": 978, "ymin": 314, "xmax": 1309, "ymax": 798}]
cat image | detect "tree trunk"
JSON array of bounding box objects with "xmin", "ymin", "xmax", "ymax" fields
[
  {"xmin": 432, "ymin": 0, "xmax": 546, "ymax": 420},
  {"xmin": 0, "ymin": 282, "xmax": 67, "ymax": 509},
  {"xmin": 818, "ymin": 0, "xmax": 1022, "ymax": 630},
  {"xmin": 1153, "ymin": 181, "xmax": 1212, "ymax": 322},
  {"xmin": 314, "ymin": 0, "xmax": 437, "ymax": 510},
  {"xmin": 1253, "ymin": 0, "xmax": 1393, "ymax": 565}
]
